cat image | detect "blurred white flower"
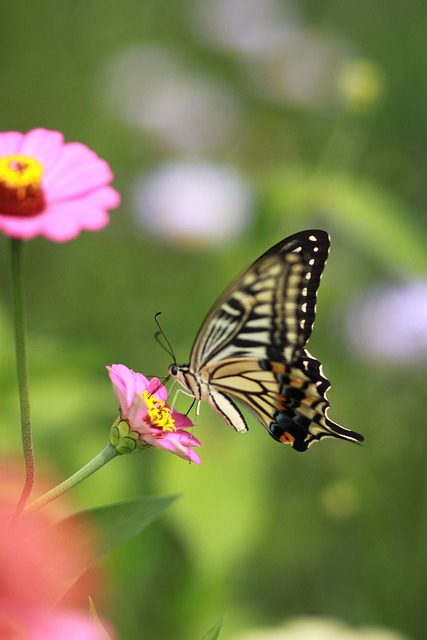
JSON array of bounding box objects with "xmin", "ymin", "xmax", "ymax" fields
[
  {"xmin": 100, "ymin": 44, "xmax": 241, "ymax": 152},
  {"xmin": 346, "ymin": 281, "xmax": 427, "ymax": 364},
  {"xmin": 245, "ymin": 29, "xmax": 351, "ymax": 109},
  {"xmin": 234, "ymin": 617, "xmax": 409, "ymax": 640},
  {"xmin": 192, "ymin": 0, "xmax": 356, "ymax": 111},
  {"xmin": 131, "ymin": 161, "xmax": 253, "ymax": 246},
  {"xmin": 192, "ymin": 0, "xmax": 299, "ymax": 58}
]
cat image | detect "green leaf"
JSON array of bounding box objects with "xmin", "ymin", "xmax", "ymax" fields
[
  {"xmin": 29, "ymin": 494, "xmax": 177, "ymax": 604},
  {"xmin": 89, "ymin": 597, "xmax": 114, "ymax": 640},
  {"xmin": 201, "ymin": 616, "xmax": 227, "ymax": 640}
]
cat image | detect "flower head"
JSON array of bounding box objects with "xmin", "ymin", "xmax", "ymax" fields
[
  {"xmin": 0, "ymin": 464, "xmax": 113, "ymax": 639},
  {"xmin": 107, "ymin": 364, "xmax": 201, "ymax": 463},
  {"xmin": 132, "ymin": 160, "xmax": 253, "ymax": 247},
  {"xmin": 0, "ymin": 128, "xmax": 120, "ymax": 242},
  {"xmin": 345, "ymin": 280, "xmax": 427, "ymax": 364}
]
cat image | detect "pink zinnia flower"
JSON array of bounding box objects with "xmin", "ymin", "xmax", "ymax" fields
[
  {"xmin": 0, "ymin": 466, "xmax": 114, "ymax": 639},
  {"xmin": 0, "ymin": 128, "xmax": 120, "ymax": 242},
  {"xmin": 107, "ymin": 364, "xmax": 201, "ymax": 464},
  {"xmin": 5, "ymin": 609, "xmax": 103, "ymax": 640}
]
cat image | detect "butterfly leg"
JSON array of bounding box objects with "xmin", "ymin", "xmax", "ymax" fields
[{"xmin": 170, "ymin": 385, "xmax": 201, "ymax": 416}]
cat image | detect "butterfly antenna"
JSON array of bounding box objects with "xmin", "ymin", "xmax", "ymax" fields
[
  {"xmin": 154, "ymin": 312, "xmax": 177, "ymax": 362},
  {"xmin": 149, "ymin": 374, "xmax": 171, "ymax": 397}
]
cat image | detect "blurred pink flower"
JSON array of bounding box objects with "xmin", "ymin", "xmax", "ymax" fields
[
  {"xmin": 107, "ymin": 363, "xmax": 201, "ymax": 463},
  {"xmin": 0, "ymin": 468, "xmax": 113, "ymax": 640},
  {"xmin": 0, "ymin": 128, "xmax": 120, "ymax": 242},
  {"xmin": 3, "ymin": 609, "xmax": 103, "ymax": 640}
]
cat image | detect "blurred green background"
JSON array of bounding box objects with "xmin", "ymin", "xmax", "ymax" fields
[{"xmin": 1, "ymin": 1, "xmax": 427, "ymax": 639}]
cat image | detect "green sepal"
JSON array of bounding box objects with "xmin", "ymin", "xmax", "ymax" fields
[{"xmin": 109, "ymin": 417, "xmax": 147, "ymax": 455}]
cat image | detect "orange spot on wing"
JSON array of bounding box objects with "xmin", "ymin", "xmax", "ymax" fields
[
  {"xmin": 280, "ymin": 432, "xmax": 295, "ymax": 445},
  {"xmin": 272, "ymin": 362, "xmax": 286, "ymax": 374},
  {"xmin": 290, "ymin": 378, "xmax": 305, "ymax": 388}
]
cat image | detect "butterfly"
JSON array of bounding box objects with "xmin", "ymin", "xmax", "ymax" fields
[{"xmin": 169, "ymin": 230, "xmax": 364, "ymax": 451}]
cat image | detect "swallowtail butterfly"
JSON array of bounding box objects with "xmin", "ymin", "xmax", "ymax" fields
[{"xmin": 169, "ymin": 230, "xmax": 364, "ymax": 451}]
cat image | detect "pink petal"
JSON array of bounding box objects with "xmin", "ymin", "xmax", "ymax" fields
[
  {"xmin": 132, "ymin": 371, "xmax": 152, "ymax": 395},
  {"xmin": 0, "ymin": 215, "xmax": 39, "ymax": 240},
  {"xmin": 36, "ymin": 203, "xmax": 111, "ymax": 242},
  {"xmin": 43, "ymin": 143, "xmax": 114, "ymax": 200},
  {"xmin": 42, "ymin": 188, "xmax": 120, "ymax": 240},
  {"xmin": 27, "ymin": 609, "xmax": 108, "ymax": 640},
  {"xmin": 126, "ymin": 391, "xmax": 151, "ymax": 431},
  {"xmin": 172, "ymin": 410, "xmax": 193, "ymax": 429},
  {"xmin": 144, "ymin": 430, "xmax": 201, "ymax": 463},
  {"xmin": 187, "ymin": 449, "xmax": 202, "ymax": 464},
  {"xmin": 146, "ymin": 377, "xmax": 168, "ymax": 402},
  {"xmin": 108, "ymin": 364, "xmax": 148, "ymax": 416},
  {"xmin": 37, "ymin": 211, "xmax": 106, "ymax": 243},
  {"xmin": 20, "ymin": 129, "xmax": 64, "ymax": 174},
  {"xmin": 0, "ymin": 131, "xmax": 24, "ymax": 155},
  {"xmin": 0, "ymin": 185, "xmax": 119, "ymax": 242},
  {"xmin": 85, "ymin": 184, "xmax": 121, "ymax": 208},
  {"xmin": 173, "ymin": 431, "xmax": 201, "ymax": 448},
  {"xmin": 108, "ymin": 365, "xmax": 133, "ymax": 415}
]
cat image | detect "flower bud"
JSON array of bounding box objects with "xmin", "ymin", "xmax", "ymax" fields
[{"xmin": 337, "ymin": 59, "xmax": 384, "ymax": 113}]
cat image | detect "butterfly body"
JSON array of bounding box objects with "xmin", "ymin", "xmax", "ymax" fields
[{"xmin": 169, "ymin": 230, "xmax": 364, "ymax": 451}]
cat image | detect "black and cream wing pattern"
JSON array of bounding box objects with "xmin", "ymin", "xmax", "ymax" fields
[{"xmin": 169, "ymin": 230, "xmax": 364, "ymax": 451}]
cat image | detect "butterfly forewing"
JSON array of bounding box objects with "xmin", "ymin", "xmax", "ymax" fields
[
  {"xmin": 170, "ymin": 229, "xmax": 364, "ymax": 451},
  {"xmin": 190, "ymin": 231, "xmax": 329, "ymax": 370}
]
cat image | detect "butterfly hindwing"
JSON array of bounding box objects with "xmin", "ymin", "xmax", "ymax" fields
[
  {"xmin": 204, "ymin": 351, "xmax": 362, "ymax": 451},
  {"xmin": 170, "ymin": 229, "xmax": 364, "ymax": 451}
]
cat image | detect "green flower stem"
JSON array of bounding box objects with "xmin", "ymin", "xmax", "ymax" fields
[
  {"xmin": 10, "ymin": 239, "xmax": 35, "ymax": 519},
  {"xmin": 24, "ymin": 443, "xmax": 119, "ymax": 514}
]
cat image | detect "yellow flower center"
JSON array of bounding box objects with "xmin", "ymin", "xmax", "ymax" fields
[
  {"xmin": 0, "ymin": 154, "xmax": 46, "ymax": 217},
  {"xmin": 141, "ymin": 390, "xmax": 176, "ymax": 433}
]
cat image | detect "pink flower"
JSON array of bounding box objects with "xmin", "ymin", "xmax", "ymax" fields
[
  {"xmin": 0, "ymin": 466, "xmax": 114, "ymax": 640},
  {"xmin": 5, "ymin": 609, "xmax": 103, "ymax": 640},
  {"xmin": 0, "ymin": 128, "xmax": 120, "ymax": 242},
  {"xmin": 107, "ymin": 364, "xmax": 201, "ymax": 464}
]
